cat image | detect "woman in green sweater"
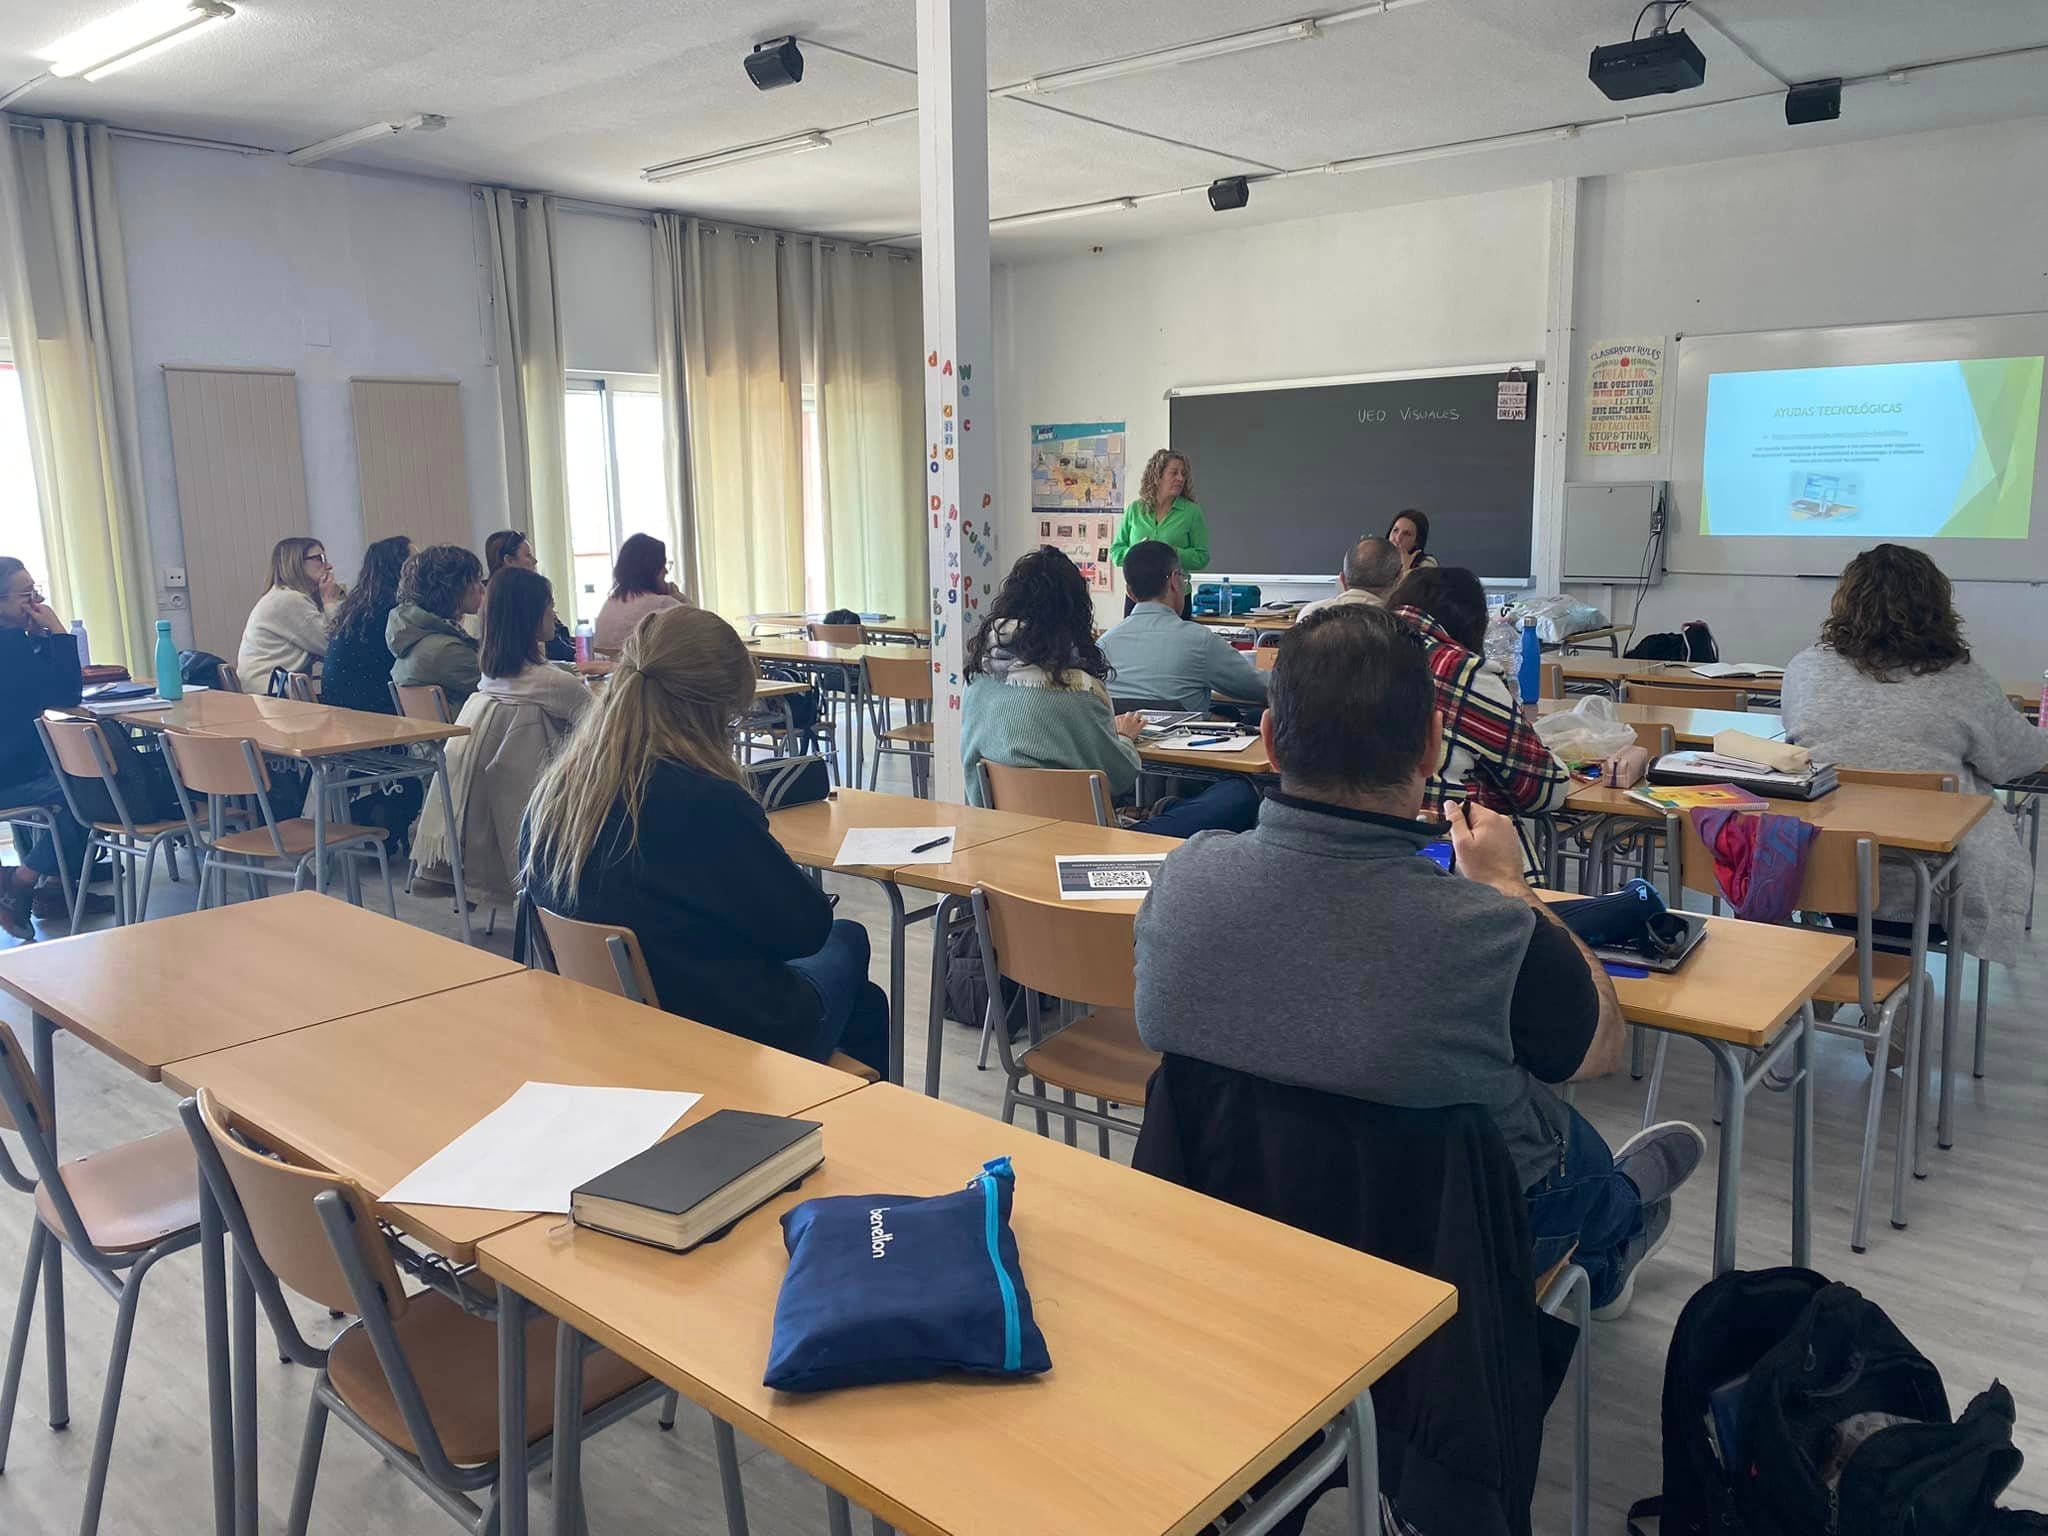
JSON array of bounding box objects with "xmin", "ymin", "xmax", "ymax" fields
[
  {"xmin": 961, "ymin": 548, "xmax": 1257, "ymax": 837},
  {"xmin": 1111, "ymin": 449, "xmax": 1208, "ymax": 616}
]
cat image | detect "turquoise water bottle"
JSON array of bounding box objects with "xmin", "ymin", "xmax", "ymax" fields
[
  {"xmin": 1517, "ymin": 615, "xmax": 1541, "ymax": 706},
  {"xmin": 153, "ymin": 619, "xmax": 183, "ymax": 701}
]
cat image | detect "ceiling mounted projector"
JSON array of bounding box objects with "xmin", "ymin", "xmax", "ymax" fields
[
  {"xmin": 1207, "ymin": 176, "xmax": 1250, "ymax": 212},
  {"xmin": 746, "ymin": 36, "xmax": 804, "ymax": 90},
  {"xmin": 1588, "ymin": 30, "xmax": 1706, "ymax": 100},
  {"xmin": 1785, "ymin": 77, "xmax": 1842, "ymax": 125}
]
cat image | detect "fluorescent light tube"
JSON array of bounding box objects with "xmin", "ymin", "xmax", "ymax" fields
[
  {"xmin": 286, "ymin": 114, "xmax": 446, "ymax": 168},
  {"xmin": 642, "ymin": 131, "xmax": 833, "ymax": 183},
  {"xmin": 1326, "ymin": 124, "xmax": 1578, "ymax": 174},
  {"xmin": 996, "ymin": 19, "xmax": 1319, "ymax": 96},
  {"xmin": 992, "ymin": 198, "xmax": 1138, "ymax": 230},
  {"xmin": 45, "ymin": 0, "xmax": 234, "ymax": 81}
]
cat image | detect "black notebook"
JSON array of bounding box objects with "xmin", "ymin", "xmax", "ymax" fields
[{"xmin": 570, "ymin": 1109, "xmax": 823, "ymax": 1253}]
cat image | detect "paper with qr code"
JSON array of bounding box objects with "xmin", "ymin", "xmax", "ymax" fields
[{"xmin": 1055, "ymin": 854, "xmax": 1171, "ymax": 901}]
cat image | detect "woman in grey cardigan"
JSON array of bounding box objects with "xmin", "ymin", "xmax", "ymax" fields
[{"xmin": 1781, "ymin": 544, "xmax": 2046, "ymax": 965}]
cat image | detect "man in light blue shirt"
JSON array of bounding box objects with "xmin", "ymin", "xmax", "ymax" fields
[{"xmin": 1102, "ymin": 541, "xmax": 1270, "ymax": 712}]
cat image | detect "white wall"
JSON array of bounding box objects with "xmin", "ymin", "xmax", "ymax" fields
[{"xmin": 996, "ymin": 115, "xmax": 2048, "ymax": 676}]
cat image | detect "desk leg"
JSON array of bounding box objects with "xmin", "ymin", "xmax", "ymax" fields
[
  {"xmin": 1703, "ymin": 1039, "xmax": 1746, "ymax": 1276},
  {"xmin": 200, "ymin": 1184, "xmax": 233, "ymax": 1536},
  {"xmin": 883, "ymin": 881, "xmax": 907, "ymax": 1086},
  {"xmin": 1938, "ymin": 880, "xmax": 1963, "ymax": 1152},
  {"xmin": 431, "ymin": 744, "xmax": 475, "ymax": 947},
  {"xmin": 925, "ymin": 896, "xmax": 962, "ymax": 1099},
  {"xmin": 30, "ymin": 1014, "xmax": 66, "ymax": 1430},
  {"xmin": 549, "ymin": 1322, "xmax": 585, "ymax": 1536},
  {"xmin": 311, "ymin": 759, "xmax": 329, "ymax": 896},
  {"xmin": 1793, "ymin": 1005, "xmax": 1814, "ymax": 1270},
  {"xmin": 232, "ymin": 1247, "xmax": 257, "ymax": 1536},
  {"xmin": 2027, "ymin": 794, "xmax": 2040, "ymax": 933},
  {"xmin": 497, "ymin": 1286, "xmax": 529, "ymax": 1536},
  {"xmin": 1893, "ymin": 862, "xmax": 1936, "ymax": 1229}
]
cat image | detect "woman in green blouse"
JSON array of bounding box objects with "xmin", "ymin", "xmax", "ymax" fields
[{"xmin": 1111, "ymin": 449, "xmax": 1208, "ymax": 616}]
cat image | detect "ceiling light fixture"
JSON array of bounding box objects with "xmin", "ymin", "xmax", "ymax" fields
[
  {"xmin": 991, "ymin": 198, "xmax": 1138, "ymax": 231},
  {"xmin": 286, "ymin": 113, "xmax": 447, "ymax": 168},
  {"xmin": 1326, "ymin": 124, "xmax": 1578, "ymax": 174},
  {"xmin": 642, "ymin": 131, "xmax": 833, "ymax": 184},
  {"xmin": 44, "ymin": 0, "xmax": 235, "ymax": 82},
  {"xmin": 994, "ymin": 18, "xmax": 1321, "ymax": 96}
]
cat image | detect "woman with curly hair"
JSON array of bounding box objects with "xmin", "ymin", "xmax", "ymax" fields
[
  {"xmin": 1783, "ymin": 543, "xmax": 2046, "ymax": 964},
  {"xmin": 387, "ymin": 544, "xmax": 485, "ymax": 714},
  {"xmin": 961, "ymin": 547, "xmax": 1258, "ymax": 836},
  {"xmin": 320, "ymin": 536, "xmax": 413, "ymax": 713},
  {"xmin": 1110, "ymin": 449, "xmax": 1207, "ymax": 616}
]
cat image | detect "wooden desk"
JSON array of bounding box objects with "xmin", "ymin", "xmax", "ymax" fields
[
  {"xmin": 1535, "ymin": 698, "xmax": 1783, "ymax": 749},
  {"xmin": 163, "ymin": 967, "xmax": 865, "ymax": 1263},
  {"xmin": 1555, "ymin": 624, "xmax": 1626, "ymax": 656},
  {"xmin": 862, "ymin": 621, "xmax": 930, "ymax": 644},
  {"xmin": 77, "ymin": 690, "xmax": 328, "ymax": 728},
  {"xmin": 1140, "ymin": 730, "xmax": 1273, "ymax": 777},
  {"xmin": 1191, "ymin": 613, "xmax": 1295, "ymax": 632},
  {"xmin": 894, "ymin": 817, "xmax": 1179, "ymax": 908},
  {"xmin": 746, "ymin": 637, "xmax": 871, "ymax": 667},
  {"xmin": 1557, "ymin": 656, "xmax": 1784, "ymax": 695},
  {"xmin": 754, "ymin": 677, "xmax": 808, "ymax": 701},
  {"xmin": 480, "ymin": 1082, "xmax": 1457, "ymax": 1536},
  {"xmin": 1564, "ymin": 780, "xmax": 1991, "ymax": 854},
  {"xmin": 0, "ymin": 891, "xmax": 516, "ymax": 1083}
]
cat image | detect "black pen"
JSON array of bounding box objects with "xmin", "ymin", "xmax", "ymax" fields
[{"xmin": 909, "ymin": 835, "xmax": 951, "ymax": 854}]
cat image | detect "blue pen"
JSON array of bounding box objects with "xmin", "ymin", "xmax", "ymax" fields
[
  {"xmin": 1184, "ymin": 736, "xmax": 1227, "ymax": 747},
  {"xmin": 1604, "ymin": 961, "xmax": 1650, "ymax": 979}
]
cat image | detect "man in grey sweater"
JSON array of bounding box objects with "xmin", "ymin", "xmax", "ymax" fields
[{"xmin": 1135, "ymin": 603, "xmax": 1705, "ymax": 1316}]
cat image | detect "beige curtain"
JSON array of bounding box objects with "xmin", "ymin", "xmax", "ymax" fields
[
  {"xmin": 813, "ymin": 245, "xmax": 924, "ymax": 620},
  {"xmin": 481, "ymin": 188, "xmax": 571, "ymax": 598},
  {"xmin": 650, "ymin": 214, "xmax": 700, "ymax": 601},
  {"xmin": 0, "ymin": 118, "xmax": 155, "ymax": 668},
  {"xmin": 660, "ymin": 216, "xmax": 804, "ymax": 617}
]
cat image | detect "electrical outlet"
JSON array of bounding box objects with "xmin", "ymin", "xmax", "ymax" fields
[
  {"xmin": 162, "ymin": 566, "xmax": 187, "ymax": 589},
  {"xmin": 164, "ymin": 591, "xmax": 187, "ymax": 609}
]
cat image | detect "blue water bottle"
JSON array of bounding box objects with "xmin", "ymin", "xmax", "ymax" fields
[
  {"xmin": 1517, "ymin": 615, "xmax": 1541, "ymax": 706},
  {"xmin": 153, "ymin": 619, "xmax": 183, "ymax": 701}
]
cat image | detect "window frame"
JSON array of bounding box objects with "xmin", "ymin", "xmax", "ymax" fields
[{"xmin": 565, "ymin": 370, "xmax": 660, "ymax": 559}]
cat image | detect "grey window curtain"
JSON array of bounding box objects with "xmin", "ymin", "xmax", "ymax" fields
[
  {"xmin": 811, "ymin": 244, "xmax": 924, "ymax": 622},
  {"xmin": 0, "ymin": 118, "xmax": 155, "ymax": 669},
  {"xmin": 652, "ymin": 213, "xmax": 804, "ymax": 617},
  {"xmin": 481, "ymin": 188, "xmax": 571, "ymax": 601}
]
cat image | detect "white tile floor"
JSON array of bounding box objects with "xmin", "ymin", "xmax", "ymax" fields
[{"xmin": 2, "ymin": 767, "xmax": 2045, "ymax": 1534}]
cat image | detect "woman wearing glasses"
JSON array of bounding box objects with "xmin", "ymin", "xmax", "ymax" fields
[
  {"xmin": 0, "ymin": 557, "xmax": 81, "ymax": 938},
  {"xmin": 593, "ymin": 533, "xmax": 691, "ymax": 653},
  {"xmin": 238, "ymin": 536, "xmax": 340, "ymax": 695}
]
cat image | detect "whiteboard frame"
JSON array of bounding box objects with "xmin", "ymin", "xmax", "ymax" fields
[{"xmin": 1166, "ymin": 359, "xmax": 1545, "ymax": 586}]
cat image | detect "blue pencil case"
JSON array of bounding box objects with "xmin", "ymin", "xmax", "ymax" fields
[{"xmin": 763, "ymin": 1157, "xmax": 1052, "ymax": 1393}]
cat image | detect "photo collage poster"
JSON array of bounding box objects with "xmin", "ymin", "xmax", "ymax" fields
[{"xmin": 1030, "ymin": 421, "xmax": 1126, "ymax": 592}]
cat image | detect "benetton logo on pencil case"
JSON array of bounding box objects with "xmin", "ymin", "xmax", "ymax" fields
[{"xmin": 869, "ymin": 1207, "xmax": 894, "ymax": 1259}]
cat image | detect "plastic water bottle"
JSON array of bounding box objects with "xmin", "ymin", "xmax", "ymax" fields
[
  {"xmin": 153, "ymin": 619, "xmax": 183, "ymax": 701},
  {"xmin": 573, "ymin": 620, "xmax": 594, "ymax": 665},
  {"xmin": 1517, "ymin": 615, "xmax": 1542, "ymax": 707},
  {"xmin": 67, "ymin": 619, "xmax": 90, "ymax": 667}
]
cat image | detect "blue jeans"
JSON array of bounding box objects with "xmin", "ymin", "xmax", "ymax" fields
[
  {"xmin": 2, "ymin": 769, "xmax": 83, "ymax": 880},
  {"xmin": 1132, "ymin": 777, "xmax": 1261, "ymax": 838},
  {"xmin": 787, "ymin": 919, "xmax": 891, "ymax": 1077},
  {"xmin": 1525, "ymin": 1102, "xmax": 1644, "ymax": 1309}
]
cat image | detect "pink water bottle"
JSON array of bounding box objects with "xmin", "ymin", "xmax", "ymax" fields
[{"xmin": 574, "ymin": 620, "xmax": 593, "ymax": 665}]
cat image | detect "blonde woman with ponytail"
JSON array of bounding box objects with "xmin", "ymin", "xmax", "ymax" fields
[{"xmin": 522, "ymin": 606, "xmax": 888, "ymax": 1072}]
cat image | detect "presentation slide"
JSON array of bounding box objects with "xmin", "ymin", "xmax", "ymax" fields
[{"xmin": 1700, "ymin": 356, "xmax": 2042, "ymax": 539}]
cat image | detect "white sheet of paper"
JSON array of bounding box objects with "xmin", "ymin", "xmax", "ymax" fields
[
  {"xmin": 833, "ymin": 826, "xmax": 959, "ymax": 866},
  {"xmin": 380, "ymin": 1082, "xmax": 702, "ymax": 1214},
  {"xmin": 1055, "ymin": 854, "xmax": 1171, "ymax": 900}
]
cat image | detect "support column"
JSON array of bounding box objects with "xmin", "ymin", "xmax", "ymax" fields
[
  {"xmin": 1534, "ymin": 176, "xmax": 1580, "ymax": 594},
  {"xmin": 916, "ymin": 0, "xmax": 997, "ymax": 805}
]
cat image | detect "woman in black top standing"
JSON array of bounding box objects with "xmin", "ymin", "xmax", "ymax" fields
[
  {"xmin": 319, "ymin": 536, "xmax": 413, "ymax": 713},
  {"xmin": 522, "ymin": 605, "xmax": 887, "ymax": 1073}
]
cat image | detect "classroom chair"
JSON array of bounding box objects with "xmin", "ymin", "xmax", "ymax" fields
[
  {"xmin": 1538, "ymin": 661, "xmax": 1564, "ymax": 700},
  {"xmin": 284, "ymin": 671, "xmax": 319, "ymax": 704},
  {"xmin": 0, "ymin": 1024, "xmax": 202, "ymax": 1536},
  {"xmin": 1648, "ymin": 816, "xmax": 1932, "ymax": 1252},
  {"xmin": 1618, "ymin": 681, "xmax": 1751, "ymax": 711},
  {"xmin": 184, "ymin": 1088, "xmax": 665, "ymax": 1536},
  {"xmin": 805, "ymin": 622, "xmax": 864, "ymax": 646},
  {"xmin": 969, "ymin": 886, "xmax": 1159, "ymax": 1152},
  {"xmin": 0, "ymin": 799, "xmax": 75, "ymax": 921},
  {"xmin": 1537, "ymin": 1248, "xmax": 1594, "ymax": 1536},
  {"xmin": 35, "ymin": 714, "xmax": 191, "ymax": 929},
  {"xmin": 389, "ymin": 682, "xmax": 453, "ymax": 724},
  {"xmin": 977, "ymin": 760, "xmax": 1113, "ymax": 827},
  {"xmin": 214, "ymin": 664, "xmax": 244, "ymax": 694},
  {"xmin": 863, "ymin": 651, "xmax": 934, "ymax": 797},
  {"xmin": 158, "ymin": 729, "xmax": 396, "ymax": 914}
]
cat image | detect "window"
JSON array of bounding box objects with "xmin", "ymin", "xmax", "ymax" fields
[
  {"xmin": 563, "ymin": 372, "xmax": 664, "ymax": 626},
  {"xmin": 0, "ymin": 347, "xmax": 47, "ymax": 584}
]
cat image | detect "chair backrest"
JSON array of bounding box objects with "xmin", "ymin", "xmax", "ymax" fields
[
  {"xmin": 1671, "ymin": 812, "xmax": 1870, "ymax": 913},
  {"xmin": 974, "ymin": 886, "xmax": 1137, "ymax": 1012},
  {"xmin": 285, "ymin": 671, "xmax": 318, "ymax": 703},
  {"xmin": 1253, "ymin": 646, "xmax": 1280, "ymax": 672},
  {"xmin": 1620, "ymin": 681, "xmax": 1750, "ymax": 711},
  {"xmin": 864, "ymin": 651, "xmax": 932, "ymax": 703},
  {"xmin": 0, "ymin": 1025, "xmax": 99, "ymax": 1251},
  {"xmin": 215, "ymin": 664, "xmax": 244, "ymax": 694},
  {"xmin": 533, "ymin": 906, "xmax": 661, "ymax": 1007},
  {"xmin": 1538, "ymin": 661, "xmax": 1564, "ymax": 700},
  {"xmin": 978, "ymin": 760, "xmax": 1111, "ymax": 827},
  {"xmin": 1835, "ymin": 767, "xmax": 1959, "ymax": 793},
  {"xmin": 390, "ymin": 682, "xmax": 452, "ymax": 723},
  {"xmin": 161, "ymin": 727, "xmax": 271, "ymax": 796},
  {"xmin": 0, "ymin": 1023, "xmax": 48, "ymax": 1146},
  {"xmin": 193, "ymin": 1089, "xmax": 407, "ymax": 1319},
  {"xmin": 38, "ymin": 712, "xmax": 113, "ymax": 779},
  {"xmin": 808, "ymin": 623, "xmax": 864, "ymax": 645}
]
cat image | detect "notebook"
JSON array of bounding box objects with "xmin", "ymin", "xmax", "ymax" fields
[
  {"xmin": 1684, "ymin": 663, "xmax": 1785, "ymax": 679},
  {"xmin": 571, "ymin": 1109, "xmax": 823, "ymax": 1253},
  {"xmin": 1626, "ymin": 782, "xmax": 1769, "ymax": 813}
]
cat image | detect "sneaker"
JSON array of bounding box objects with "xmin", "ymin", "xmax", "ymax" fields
[
  {"xmin": 1612, "ymin": 1120, "xmax": 1707, "ymax": 1208},
  {"xmin": 1593, "ymin": 1197, "xmax": 1673, "ymax": 1321},
  {"xmin": 30, "ymin": 884, "xmax": 112, "ymax": 921}
]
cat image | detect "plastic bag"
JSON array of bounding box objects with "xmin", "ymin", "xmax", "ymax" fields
[
  {"xmin": 1533, "ymin": 696, "xmax": 1637, "ymax": 766},
  {"xmin": 1506, "ymin": 594, "xmax": 1610, "ymax": 646}
]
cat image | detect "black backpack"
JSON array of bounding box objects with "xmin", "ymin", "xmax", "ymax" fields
[{"xmin": 1627, "ymin": 619, "xmax": 1720, "ymax": 663}]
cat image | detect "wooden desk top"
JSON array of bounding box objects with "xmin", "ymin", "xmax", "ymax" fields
[
  {"xmin": 768, "ymin": 789, "xmax": 1052, "ymax": 881},
  {"xmin": 1139, "ymin": 730, "xmax": 1274, "ymax": 776},
  {"xmin": 1563, "ymin": 780, "xmax": 1993, "ymax": 854},
  {"xmin": 0, "ymin": 892, "xmax": 517, "ymax": 1081},
  {"xmin": 753, "ymin": 678, "xmax": 810, "ymax": 701},
  {"xmin": 1537, "ymin": 893, "xmax": 1851, "ymax": 1048},
  {"xmin": 162, "ymin": 968, "xmax": 865, "ymax": 1262},
  {"xmin": 1535, "ymin": 699, "xmax": 1784, "ymax": 748},
  {"xmin": 747, "ymin": 638, "xmax": 871, "ymax": 665},
  {"xmin": 1557, "ymin": 656, "xmax": 1784, "ymax": 689},
  {"xmin": 185, "ymin": 702, "xmax": 468, "ymax": 757},
  {"xmin": 863, "ymin": 622, "xmax": 931, "ymax": 641},
  {"xmin": 478, "ymin": 1083, "xmax": 1456, "ymax": 1536},
  {"xmin": 78, "ymin": 690, "xmax": 326, "ymax": 727},
  {"xmin": 1191, "ymin": 613, "xmax": 1296, "ymax": 632},
  {"xmin": 893, "ymin": 818, "xmax": 1181, "ymax": 907}
]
